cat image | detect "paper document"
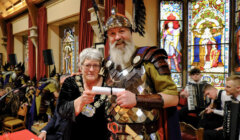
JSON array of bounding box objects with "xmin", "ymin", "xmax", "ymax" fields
[{"xmin": 92, "ymin": 86, "xmax": 125, "ymax": 95}]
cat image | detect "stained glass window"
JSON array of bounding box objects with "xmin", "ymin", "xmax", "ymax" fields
[
  {"xmin": 235, "ymin": 0, "xmax": 240, "ymax": 72},
  {"xmin": 160, "ymin": 1, "xmax": 183, "ymax": 88},
  {"xmin": 237, "ymin": 0, "xmax": 240, "ymax": 11},
  {"xmin": 61, "ymin": 26, "xmax": 78, "ymax": 74},
  {"xmin": 188, "ymin": 0, "xmax": 230, "ymax": 89}
]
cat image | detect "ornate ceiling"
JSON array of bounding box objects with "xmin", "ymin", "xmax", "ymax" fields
[{"xmin": 0, "ymin": 0, "xmax": 43, "ymax": 19}]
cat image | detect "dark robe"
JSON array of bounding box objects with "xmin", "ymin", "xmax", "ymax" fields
[{"xmin": 57, "ymin": 75, "xmax": 109, "ymax": 140}]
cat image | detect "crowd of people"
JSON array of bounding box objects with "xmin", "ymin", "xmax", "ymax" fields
[{"xmin": 1, "ymin": 7, "xmax": 240, "ymax": 140}]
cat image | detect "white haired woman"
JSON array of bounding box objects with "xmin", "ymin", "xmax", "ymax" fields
[{"xmin": 57, "ymin": 48, "xmax": 109, "ymax": 140}]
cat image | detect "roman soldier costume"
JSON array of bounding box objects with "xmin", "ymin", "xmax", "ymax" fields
[{"xmin": 103, "ymin": 7, "xmax": 181, "ymax": 140}]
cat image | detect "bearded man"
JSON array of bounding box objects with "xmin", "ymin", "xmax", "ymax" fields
[{"xmin": 103, "ymin": 10, "xmax": 181, "ymax": 140}]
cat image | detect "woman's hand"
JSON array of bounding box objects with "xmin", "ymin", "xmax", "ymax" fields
[
  {"xmin": 74, "ymin": 90, "xmax": 95, "ymax": 116},
  {"xmin": 80, "ymin": 90, "xmax": 96, "ymax": 105}
]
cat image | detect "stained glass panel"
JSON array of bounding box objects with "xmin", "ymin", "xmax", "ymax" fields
[
  {"xmin": 188, "ymin": 0, "xmax": 229, "ymax": 88},
  {"xmin": 61, "ymin": 27, "xmax": 76, "ymax": 74},
  {"xmin": 171, "ymin": 73, "xmax": 182, "ymax": 88},
  {"xmin": 187, "ymin": 73, "xmax": 228, "ymax": 89},
  {"xmin": 187, "ymin": 44, "xmax": 229, "ymax": 73},
  {"xmin": 160, "ymin": 1, "xmax": 183, "ymax": 88},
  {"xmin": 235, "ymin": 25, "xmax": 240, "ymax": 72},
  {"xmin": 160, "ymin": 1, "xmax": 183, "ymax": 20},
  {"xmin": 201, "ymin": 73, "xmax": 228, "ymax": 89},
  {"xmin": 237, "ymin": 0, "xmax": 240, "ymax": 11}
]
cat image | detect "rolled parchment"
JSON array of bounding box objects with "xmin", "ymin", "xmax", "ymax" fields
[{"xmin": 92, "ymin": 86, "xmax": 125, "ymax": 95}]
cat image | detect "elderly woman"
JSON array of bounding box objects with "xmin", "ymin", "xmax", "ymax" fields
[{"xmin": 57, "ymin": 48, "xmax": 109, "ymax": 140}]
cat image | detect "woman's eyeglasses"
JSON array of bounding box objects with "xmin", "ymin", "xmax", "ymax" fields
[{"xmin": 82, "ymin": 64, "xmax": 100, "ymax": 69}]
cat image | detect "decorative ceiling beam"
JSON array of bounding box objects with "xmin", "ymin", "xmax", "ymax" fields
[
  {"xmin": 8, "ymin": 0, "xmax": 15, "ymax": 5},
  {"xmin": 26, "ymin": 0, "xmax": 38, "ymax": 26},
  {"xmin": 0, "ymin": 3, "xmax": 6, "ymax": 15},
  {"xmin": 0, "ymin": 0, "xmax": 44, "ymax": 20}
]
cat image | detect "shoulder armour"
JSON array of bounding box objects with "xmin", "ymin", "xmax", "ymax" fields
[{"xmin": 132, "ymin": 46, "xmax": 170, "ymax": 75}]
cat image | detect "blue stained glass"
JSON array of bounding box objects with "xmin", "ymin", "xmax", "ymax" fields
[
  {"xmin": 188, "ymin": 0, "xmax": 229, "ymax": 89},
  {"xmin": 160, "ymin": 1, "xmax": 183, "ymax": 20}
]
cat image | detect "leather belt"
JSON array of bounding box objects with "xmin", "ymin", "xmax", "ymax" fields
[{"xmin": 108, "ymin": 121, "xmax": 159, "ymax": 135}]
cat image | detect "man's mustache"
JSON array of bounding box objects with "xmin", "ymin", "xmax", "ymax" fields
[
  {"xmin": 116, "ymin": 39, "xmax": 124, "ymax": 45},
  {"xmin": 112, "ymin": 39, "xmax": 125, "ymax": 47}
]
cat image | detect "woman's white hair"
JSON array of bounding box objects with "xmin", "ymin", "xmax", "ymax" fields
[{"xmin": 79, "ymin": 48, "xmax": 103, "ymax": 65}]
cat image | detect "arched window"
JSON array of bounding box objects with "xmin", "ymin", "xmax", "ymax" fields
[
  {"xmin": 188, "ymin": 0, "xmax": 230, "ymax": 89},
  {"xmin": 235, "ymin": 0, "xmax": 240, "ymax": 73},
  {"xmin": 60, "ymin": 25, "xmax": 78, "ymax": 74},
  {"xmin": 159, "ymin": 1, "xmax": 183, "ymax": 88},
  {"xmin": 159, "ymin": 0, "xmax": 230, "ymax": 89}
]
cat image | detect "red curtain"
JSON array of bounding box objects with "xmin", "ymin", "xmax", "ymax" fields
[
  {"xmin": 104, "ymin": 0, "xmax": 125, "ymax": 57},
  {"xmin": 78, "ymin": 1, "xmax": 93, "ymax": 53},
  {"xmin": 37, "ymin": 7, "xmax": 47, "ymax": 81},
  {"xmin": 28, "ymin": 15, "xmax": 36, "ymax": 80},
  {"xmin": 6, "ymin": 23, "xmax": 14, "ymax": 62}
]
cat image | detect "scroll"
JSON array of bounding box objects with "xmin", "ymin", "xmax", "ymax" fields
[{"xmin": 92, "ymin": 86, "xmax": 125, "ymax": 95}]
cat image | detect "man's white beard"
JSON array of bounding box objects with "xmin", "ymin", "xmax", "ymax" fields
[{"xmin": 109, "ymin": 39, "xmax": 136, "ymax": 69}]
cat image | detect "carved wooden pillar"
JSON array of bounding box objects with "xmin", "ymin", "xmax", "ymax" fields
[
  {"xmin": 26, "ymin": 0, "xmax": 38, "ymax": 76},
  {"xmin": 0, "ymin": 14, "xmax": 7, "ymax": 47},
  {"xmin": 26, "ymin": 0, "xmax": 38, "ymax": 48},
  {"xmin": 88, "ymin": 4, "xmax": 105, "ymax": 42}
]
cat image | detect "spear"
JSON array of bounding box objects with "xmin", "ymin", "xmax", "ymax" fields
[{"xmin": 91, "ymin": 0, "xmax": 105, "ymax": 41}]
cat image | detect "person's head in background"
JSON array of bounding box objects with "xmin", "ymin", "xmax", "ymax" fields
[
  {"xmin": 225, "ymin": 75, "xmax": 240, "ymax": 98},
  {"xmin": 203, "ymin": 84, "xmax": 218, "ymax": 100},
  {"xmin": 189, "ymin": 67, "xmax": 202, "ymax": 82},
  {"xmin": 78, "ymin": 48, "xmax": 103, "ymax": 83},
  {"xmin": 105, "ymin": 9, "xmax": 135, "ymax": 69}
]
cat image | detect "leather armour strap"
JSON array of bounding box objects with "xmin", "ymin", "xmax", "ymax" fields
[
  {"xmin": 108, "ymin": 121, "xmax": 159, "ymax": 135},
  {"xmin": 133, "ymin": 46, "xmax": 170, "ymax": 75},
  {"xmin": 136, "ymin": 94, "xmax": 164, "ymax": 109}
]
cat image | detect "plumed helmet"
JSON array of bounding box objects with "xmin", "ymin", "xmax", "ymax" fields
[{"xmin": 104, "ymin": 7, "xmax": 132, "ymax": 32}]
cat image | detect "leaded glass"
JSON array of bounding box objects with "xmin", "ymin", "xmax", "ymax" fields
[
  {"xmin": 237, "ymin": 0, "xmax": 240, "ymax": 11},
  {"xmin": 171, "ymin": 73, "xmax": 182, "ymax": 88},
  {"xmin": 188, "ymin": 0, "xmax": 229, "ymax": 88},
  {"xmin": 160, "ymin": 1, "xmax": 183, "ymax": 20},
  {"xmin": 61, "ymin": 27, "xmax": 76, "ymax": 74},
  {"xmin": 187, "ymin": 73, "xmax": 227, "ymax": 89},
  {"xmin": 235, "ymin": 25, "xmax": 240, "ymax": 72},
  {"xmin": 201, "ymin": 73, "xmax": 227, "ymax": 89},
  {"xmin": 188, "ymin": 44, "xmax": 229, "ymax": 73},
  {"xmin": 160, "ymin": 1, "xmax": 183, "ymax": 88}
]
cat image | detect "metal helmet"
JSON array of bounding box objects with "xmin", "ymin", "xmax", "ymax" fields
[{"xmin": 104, "ymin": 7, "xmax": 132, "ymax": 32}]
